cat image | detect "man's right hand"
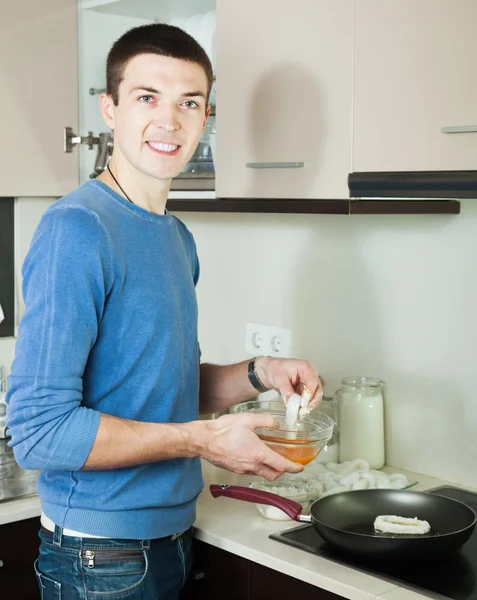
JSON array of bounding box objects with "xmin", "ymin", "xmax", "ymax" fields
[{"xmin": 198, "ymin": 413, "xmax": 304, "ymax": 481}]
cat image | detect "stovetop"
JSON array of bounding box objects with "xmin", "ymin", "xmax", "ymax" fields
[{"xmin": 270, "ymin": 486, "xmax": 477, "ymax": 600}]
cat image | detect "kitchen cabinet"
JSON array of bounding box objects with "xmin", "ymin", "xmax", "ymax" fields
[
  {"xmin": 0, "ymin": 0, "xmax": 79, "ymax": 197},
  {"xmin": 181, "ymin": 539, "xmax": 250, "ymax": 599},
  {"xmin": 0, "ymin": 198, "xmax": 15, "ymax": 338},
  {"xmin": 182, "ymin": 539, "xmax": 344, "ymax": 600},
  {"xmin": 76, "ymin": 0, "xmax": 216, "ymax": 186},
  {"xmin": 0, "ymin": 0, "xmax": 216, "ymax": 196},
  {"xmin": 215, "ymin": 0, "xmax": 353, "ymax": 200},
  {"xmin": 13, "ymin": 0, "xmax": 352, "ymax": 201},
  {"xmin": 251, "ymin": 562, "xmax": 345, "ymax": 600},
  {"xmin": 77, "ymin": 0, "xmax": 353, "ymax": 199},
  {"xmin": 353, "ymin": 0, "xmax": 477, "ymax": 173},
  {"xmin": 0, "ymin": 0, "xmax": 471, "ymax": 210},
  {"xmin": 0, "ymin": 517, "xmax": 40, "ymax": 599}
]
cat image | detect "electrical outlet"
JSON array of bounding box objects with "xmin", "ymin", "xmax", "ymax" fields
[{"xmin": 245, "ymin": 323, "xmax": 291, "ymax": 358}]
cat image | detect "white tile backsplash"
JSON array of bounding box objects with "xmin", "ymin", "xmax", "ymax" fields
[{"xmin": 2, "ymin": 196, "xmax": 476, "ymax": 487}]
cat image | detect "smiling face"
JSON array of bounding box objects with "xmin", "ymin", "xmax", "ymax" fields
[{"xmin": 100, "ymin": 53, "xmax": 210, "ymax": 181}]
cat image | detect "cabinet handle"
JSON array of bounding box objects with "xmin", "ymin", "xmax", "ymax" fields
[
  {"xmin": 441, "ymin": 125, "xmax": 477, "ymax": 134},
  {"xmin": 245, "ymin": 161, "xmax": 304, "ymax": 169}
]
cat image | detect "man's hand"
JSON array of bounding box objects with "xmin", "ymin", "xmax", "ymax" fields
[
  {"xmin": 255, "ymin": 357, "xmax": 323, "ymax": 417},
  {"xmin": 200, "ymin": 413, "xmax": 304, "ymax": 481}
]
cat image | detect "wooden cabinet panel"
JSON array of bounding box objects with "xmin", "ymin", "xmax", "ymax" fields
[
  {"xmin": 354, "ymin": 0, "xmax": 477, "ymax": 173},
  {"xmin": 215, "ymin": 0, "xmax": 353, "ymax": 199},
  {"xmin": 251, "ymin": 561, "xmax": 343, "ymax": 600},
  {"xmin": 0, "ymin": 198, "xmax": 15, "ymax": 337},
  {"xmin": 0, "ymin": 517, "xmax": 41, "ymax": 599},
  {"xmin": 0, "ymin": 0, "xmax": 79, "ymax": 197},
  {"xmin": 181, "ymin": 539, "xmax": 250, "ymax": 599},
  {"xmin": 186, "ymin": 539, "xmax": 346, "ymax": 600}
]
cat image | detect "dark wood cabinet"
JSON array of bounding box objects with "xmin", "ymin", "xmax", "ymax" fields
[
  {"xmin": 181, "ymin": 539, "xmax": 251, "ymax": 600},
  {"xmin": 0, "ymin": 517, "xmax": 41, "ymax": 599},
  {"xmin": 182, "ymin": 539, "xmax": 344, "ymax": 600},
  {"xmin": 0, "ymin": 197, "xmax": 15, "ymax": 338},
  {"xmin": 251, "ymin": 562, "xmax": 344, "ymax": 600},
  {"xmin": 0, "ymin": 521, "xmax": 343, "ymax": 600}
]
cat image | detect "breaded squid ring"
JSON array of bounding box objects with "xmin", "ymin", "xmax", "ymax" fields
[{"xmin": 374, "ymin": 515, "xmax": 431, "ymax": 535}]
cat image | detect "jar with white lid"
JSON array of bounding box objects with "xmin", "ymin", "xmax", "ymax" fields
[{"xmin": 338, "ymin": 377, "xmax": 385, "ymax": 469}]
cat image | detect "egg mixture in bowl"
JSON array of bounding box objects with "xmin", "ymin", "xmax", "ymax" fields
[{"xmin": 231, "ymin": 398, "xmax": 334, "ymax": 465}]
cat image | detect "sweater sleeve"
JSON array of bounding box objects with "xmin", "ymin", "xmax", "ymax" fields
[{"xmin": 6, "ymin": 206, "xmax": 112, "ymax": 471}]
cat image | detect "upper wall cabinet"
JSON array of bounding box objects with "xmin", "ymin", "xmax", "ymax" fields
[
  {"xmin": 354, "ymin": 0, "xmax": 477, "ymax": 173},
  {"xmin": 0, "ymin": 0, "xmax": 79, "ymax": 197},
  {"xmin": 215, "ymin": 0, "xmax": 353, "ymax": 200},
  {"xmin": 0, "ymin": 0, "xmax": 216, "ymax": 197},
  {"xmin": 1, "ymin": 1, "xmax": 473, "ymax": 204},
  {"xmin": 77, "ymin": 0, "xmax": 216, "ymax": 186}
]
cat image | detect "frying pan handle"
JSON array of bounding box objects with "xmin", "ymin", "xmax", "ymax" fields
[{"xmin": 210, "ymin": 484, "xmax": 304, "ymax": 520}]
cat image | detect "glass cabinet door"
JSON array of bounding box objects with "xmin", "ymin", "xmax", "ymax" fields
[{"xmin": 77, "ymin": 0, "xmax": 216, "ymax": 189}]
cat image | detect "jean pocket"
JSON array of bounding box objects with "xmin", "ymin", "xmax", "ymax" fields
[
  {"xmin": 34, "ymin": 559, "xmax": 62, "ymax": 600},
  {"xmin": 81, "ymin": 546, "xmax": 148, "ymax": 596}
]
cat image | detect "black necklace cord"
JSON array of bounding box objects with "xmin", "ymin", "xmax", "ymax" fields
[{"xmin": 107, "ymin": 163, "xmax": 134, "ymax": 205}]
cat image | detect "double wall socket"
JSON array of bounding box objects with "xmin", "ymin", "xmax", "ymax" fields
[{"xmin": 245, "ymin": 323, "xmax": 291, "ymax": 358}]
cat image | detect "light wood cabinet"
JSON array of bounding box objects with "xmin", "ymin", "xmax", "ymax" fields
[
  {"xmin": 0, "ymin": 0, "xmax": 79, "ymax": 197},
  {"xmin": 0, "ymin": 0, "xmax": 216, "ymax": 196},
  {"xmin": 215, "ymin": 0, "xmax": 353, "ymax": 199},
  {"xmin": 1, "ymin": 1, "xmax": 475, "ymax": 201},
  {"xmin": 353, "ymin": 0, "xmax": 477, "ymax": 173}
]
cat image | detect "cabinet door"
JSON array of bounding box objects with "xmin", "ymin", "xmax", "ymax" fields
[
  {"xmin": 0, "ymin": 517, "xmax": 41, "ymax": 599},
  {"xmin": 182, "ymin": 539, "xmax": 250, "ymax": 600},
  {"xmin": 0, "ymin": 198, "xmax": 15, "ymax": 337},
  {"xmin": 0, "ymin": 0, "xmax": 79, "ymax": 197},
  {"xmin": 215, "ymin": 0, "xmax": 353, "ymax": 199},
  {"xmin": 251, "ymin": 561, "xmax": 344, "ymax": 600},
  {"xmin": 354, "ymin": 0, "xmax": 477, "ymax": 172}
]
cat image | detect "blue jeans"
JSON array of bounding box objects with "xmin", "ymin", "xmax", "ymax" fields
[{"xmin": 34, "ymin": 524, "xmax": 193, "ymax": 599}]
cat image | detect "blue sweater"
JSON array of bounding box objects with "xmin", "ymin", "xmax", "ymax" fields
[{"xmin": 6, "ymin": 180, "xmax": 202, "ymax": 539}]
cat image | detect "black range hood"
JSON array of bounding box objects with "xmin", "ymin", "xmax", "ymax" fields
[{"xmin": 348, "ymin": 170, "xmax": 477, "ymax": 199}]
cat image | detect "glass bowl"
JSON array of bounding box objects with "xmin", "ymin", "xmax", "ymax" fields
[
  {"xmin": 231, "ymin": 398, "xmax": 334, "ymax": 465},
  {"xmin": 248, "ymin": 480, "xmax": 310, "ymax": 521}
]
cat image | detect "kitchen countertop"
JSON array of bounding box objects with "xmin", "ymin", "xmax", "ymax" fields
[
  {"xmin": 0, "ymin": 492, "xmax": 40, "ymax": 526},
  {"xmin": 1, "ymin": 462, "xmax": 474, "ymax": 600},
  {"xmin": 196, "ymin": 462, "xmax": 475, "ymax": 600}
]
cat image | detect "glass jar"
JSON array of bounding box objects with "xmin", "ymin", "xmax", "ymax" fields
[
  {"xmin": 314, "ymin": 395, "xmax": 339, "ymax": 463},
  {"xmin": 337, "ymin": 377, "xmax": 385, "ymax": 469}
]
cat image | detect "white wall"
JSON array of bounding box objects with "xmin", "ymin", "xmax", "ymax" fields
[
  {"xmin": 1, "ymin": 198, "xmax": 476, "ymax": 487},
  {"xmin": 179, "ymin": 203, "xmax": 477, "ymax": 487}
]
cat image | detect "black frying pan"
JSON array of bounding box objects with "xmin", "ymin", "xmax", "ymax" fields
[{"xmin": 210, "ymin": 485, "xmax": 476, "ymax": 560}]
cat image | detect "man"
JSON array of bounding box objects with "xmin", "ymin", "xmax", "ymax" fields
[{"xmin": 6, "ymin": 24, "xmax": 322, "ymax": 599}]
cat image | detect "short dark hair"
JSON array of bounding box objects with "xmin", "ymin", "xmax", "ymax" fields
[{"xmin": 106, "ymin": 23, "xmax": 214, "ymax": 106}]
